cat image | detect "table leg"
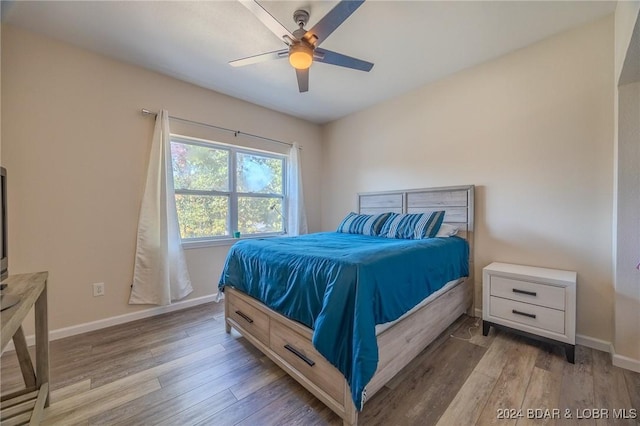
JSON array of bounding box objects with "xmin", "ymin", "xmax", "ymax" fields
[
  {"xmin": 35, "ymin": 283, "xmax": 50, "ymax": 407},
  {"xmin": 12, "ymin": 326, "xmax": 37, "ymax": 388}
]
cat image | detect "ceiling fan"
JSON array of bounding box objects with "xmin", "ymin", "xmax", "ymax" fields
[{"xmin": 229, "ymin": 0, "xmax": 374, "ymax": 93}]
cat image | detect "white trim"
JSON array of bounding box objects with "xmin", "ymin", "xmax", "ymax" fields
[
  {"xmin": 474, "ymin": 308, "xmax": 483, "ymax": 318},
  {"xmin": 182, "ymin": 233, "xmax": 285, "ymax": 250},
  {"xmin": 575, "ymin": 334, "xmax": 612, "ymax": 352},
  {"xmin": 4, "ymin": 294, "xmax": 217, "ymax": 352},
  {"xmin": 182, "ymin": 239, "xmax": 237, "ymax": 249},
  {"xmin": 612, "ymin": 352, "xmax": 640, "ymax": 373}
]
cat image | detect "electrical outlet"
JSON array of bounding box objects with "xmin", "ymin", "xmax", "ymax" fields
[{"xmin": 93, "ymin": 282, "xmax": 105, "ymax": 297}]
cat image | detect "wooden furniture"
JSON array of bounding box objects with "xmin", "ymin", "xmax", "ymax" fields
[
  {"xmin": 1, "ymin": 272, "xmax": 50, "ymax": 425},
  {"xmin": 224, "ymin": 185, "xmax": 474, "ymax": 425},
  {"xmin": 482, "ymin": 262, "xmax": 576, "ymax": 363}
]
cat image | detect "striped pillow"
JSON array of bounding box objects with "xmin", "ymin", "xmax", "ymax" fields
[
  {"xmin": 336, "ymin": 212, "xmax": 392, "ymax": 236},
  {"xmin": 380, "ymin": 211, "xmax": 445, "ymax": 239}
]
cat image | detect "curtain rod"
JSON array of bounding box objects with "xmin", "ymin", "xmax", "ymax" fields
[{"xmin": 141, "ymin": 109, "xmax": 297, "ymax": 148}]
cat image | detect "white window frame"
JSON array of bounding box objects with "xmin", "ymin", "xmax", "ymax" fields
[{"xmin": 171, "ymin": 135, "xmax": 287, "ymax": 248}]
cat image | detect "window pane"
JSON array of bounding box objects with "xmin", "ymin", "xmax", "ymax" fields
[
  {"xmin": 175, "ymin": 194, "xmax": 229, "ymax": 238},
  {"xmin": 237, "ymin": 153, "xmax": 283, "ymax": 194},
  {"xmin": 171, "ymin": 142, "xmax": 229, "ymax": 191},
  {"xmin": 238, "ymin": 197, "xmax": 283, "ymax": 234}
]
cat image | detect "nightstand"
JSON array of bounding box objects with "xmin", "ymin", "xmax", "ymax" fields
[{"xmin": 482, "ymin": 262, "xmax": 576, "ymax": 363}]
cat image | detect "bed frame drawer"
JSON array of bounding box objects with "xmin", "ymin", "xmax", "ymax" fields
[
  {"xmin": 227, "ymin": 292, "xmax": 270, "ymax": 346},
  {"xmin": 270, "ymin": 319, "xmax": 345, "ymax": 404}
]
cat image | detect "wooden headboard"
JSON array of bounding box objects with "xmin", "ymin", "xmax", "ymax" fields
[{"xmin": 357, "ymin": 184, "xmax": 475, "ymax": 265}]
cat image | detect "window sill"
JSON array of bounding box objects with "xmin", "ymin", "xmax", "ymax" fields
[{"xmin": 181, "ymin": 234, "xmax": 285, "ymax": 250}]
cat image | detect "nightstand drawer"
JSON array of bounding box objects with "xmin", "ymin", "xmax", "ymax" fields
[
  {"xmin": 490, "ymin": 276, "xmax": 564, "ymax": 310},
  {"xmin": 489, "ymin": 296, "xmax": 565, "ymax": 334}
]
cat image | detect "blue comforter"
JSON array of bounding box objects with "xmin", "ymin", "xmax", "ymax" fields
[{"xmin": 218, "ymin": 232, "xmax": 469, "ymax": 409}]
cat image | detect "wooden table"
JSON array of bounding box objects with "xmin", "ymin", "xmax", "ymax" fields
[{"xmin": 1, "ymin": 272, "xmax": 49, "ymax": 425}]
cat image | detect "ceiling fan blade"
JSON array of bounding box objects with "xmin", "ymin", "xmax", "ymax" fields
[
  {"xmin": 229, "ymin": 49, "xmax": 288, "ymax": 67},
  {"xmin": 314, "ymin": 49, "xmax": 373, "ymax": 72},
  {"xmin": 296, "ymin": 68, "xmax": 309, "ymax": 93},
  {"xmin": 239, "ymin": 0, "xmax": 295, "ymax": 43},
  {"xmin": 304, "ymin": 0, "xmax": 365, "ymax": 46}
]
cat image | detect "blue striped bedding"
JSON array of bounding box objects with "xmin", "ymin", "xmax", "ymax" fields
[{"xmin": 218, "ymin": 232, "xmax": 469, "ymax": 410}]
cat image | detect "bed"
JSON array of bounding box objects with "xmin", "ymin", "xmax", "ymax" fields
[{"xmin": 219, "ymin": 185, "xmax": 475, "ymax": 425}]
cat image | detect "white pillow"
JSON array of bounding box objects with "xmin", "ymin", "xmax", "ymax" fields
[{"xmin": 435, "ymin": 223, "xmax": 459, "ymax": 238}]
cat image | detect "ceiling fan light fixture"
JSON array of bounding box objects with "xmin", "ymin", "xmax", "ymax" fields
[{"xmin": 289, "ymin": 44, "xmax": 313, "ymax": 70}]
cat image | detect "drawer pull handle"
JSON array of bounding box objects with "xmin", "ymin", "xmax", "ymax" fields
[
  {"xmin": 512, "ymin": 309, "xmax": 536, "ymax": 319},
  {"xmin": 284, "ymin": 344, "xmax": 315, "ymax": 367},
  {"xmin": 512, "ymin": 288, "xmax": 537, "ymax": 297},
  {"xmin": 235, "ymin": 310, "xmax": 254, "ymax": 324}
]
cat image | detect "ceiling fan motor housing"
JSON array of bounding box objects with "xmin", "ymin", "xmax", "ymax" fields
[{"xmin": 293, "ymin": 10, "xmax": 309, "ymax": 28}]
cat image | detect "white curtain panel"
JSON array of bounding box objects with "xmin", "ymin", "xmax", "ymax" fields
[
  {"xmin": 129, "ymin": 110, "xmax": 193, "ymax": 305},
  {"xmin": 286, "ymin": 142, "xmax": 308, "ymax": 236}
]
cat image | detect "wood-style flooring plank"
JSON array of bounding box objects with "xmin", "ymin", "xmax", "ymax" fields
[
  {"xmin": 557, "ymin": 345, "xmax": 596, "ymax": 426},
  {"xmin": 50, "ymin": 379, "xmax": 91, "ymax": 404},
  {"xmin": 153, "ymin": 389, "xmax": 238, "ymax": 426},
  {"xmin": 110, "ymin": 376, "xmax": 247, "ymax": 426},
  {"xmin": 534, "ymin": 342, "xmax": 567, "ymax": 376},
  {"xmin": 41, "ymin": 378, "xmax": 161, "ymax": 425},
  {"xmin": 435, "ymin": 370, "xmax": 497, "ymax": 426},
  {"xmin": 623, "ymin": 369, "xmax": 640, "ymax": 412},
  {"xmin": 89, "ymin": 351, "xmax": 262, "ymax": 425},
  {"xmin": 283, "ymin": 397, "xmax": 342, "ymax": 426},
  {"xmin": 476, "ymin": 337, "xmax": 539, "ymax": 426},
  {"xmin": 592, "ymin": 349, "xmax": 635, "ymax": 426},
  {"xmin": 360, "ymin": 337, "xmax": 486, "ymax": 425},
  {"xmin": 194, "ymin": 375, "xmax": 306, "ymax": 426},
  {"xmin": 156, "ymin": 344, "xmax": 262, "ymax": 389},
  {"xmin": 435, "ymin": 331, "xmax": 522, "ymax": 426},
  {"xmin": 516, "ymin": 366, "xmax": 563, "ymax": 426},
  {"xmin": 234, "ymin": 378, "xmax": 317, "ymax": 426},
  {"xmin": 229, "ymin": 360, "xmax": 287, "ymax": 400},
  {"xmin": 42, "ymin": 344, "xmax": 225, "ymax": 422},
  {"xmin": 472, "ymin": 331, "xmax": 518, "ymax": 379}
]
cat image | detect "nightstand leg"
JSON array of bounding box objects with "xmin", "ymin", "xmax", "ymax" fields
[
  {"xmin": 565, "ymin": 344, "xmax": 575, "ymax": 364},
  {"xmin": 482, "ymin": 321, "xmax": 490, "ymax": 336}
]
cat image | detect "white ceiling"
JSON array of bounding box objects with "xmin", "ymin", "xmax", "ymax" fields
[{"xmin": 2, "ymin": 1, "xmax": 616, "ymax": 124}]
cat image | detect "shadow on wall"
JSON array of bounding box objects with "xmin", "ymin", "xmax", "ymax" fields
[{"xmin": 473, "ymin": 184, "xmax": 598, "ymax": 316}]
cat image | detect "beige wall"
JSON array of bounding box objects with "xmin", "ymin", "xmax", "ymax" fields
[
  {"xmin": 322, "ymin": 17, "xmax": 615, "ymax": 341},
  {"xmin": 614, "ymin": 2, "xmax": 640, "ymax": 365},
  {"xmin": 616, "ymin": 81, "xmax": 640, "ymax": 361},
  {"xmin": 1, "ymin": 25, "xmax": 322, "ymax": 333}
]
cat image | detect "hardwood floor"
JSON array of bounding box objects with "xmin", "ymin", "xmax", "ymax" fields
[{"xmin": 1, "ymin": 302, "xmax": 638, "ymax": 425}]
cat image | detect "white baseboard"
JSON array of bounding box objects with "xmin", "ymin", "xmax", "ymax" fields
[
  {"xmin": 575, "ymin": 334, "xmax": 612, "ymax": 352},
  {"xmin": 4, "ymin": 294, "xmax": 218, "ymax": 352},
  {"xmin": 474, "ymin": 308, "xmax": 482, "ymax": 318},
  {"xmin": 612, "ymin": 352, "xmax": 640, "ymax": 373}
]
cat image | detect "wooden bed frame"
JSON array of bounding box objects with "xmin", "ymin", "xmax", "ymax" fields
[{"xmin": 224, "ymin": 185, "xmax": 475, "ymax": 425}]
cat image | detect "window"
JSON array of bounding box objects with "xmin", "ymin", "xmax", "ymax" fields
[{"xmin": 170, "ymin": 136, "xmax": 286, "ymax": 242}]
